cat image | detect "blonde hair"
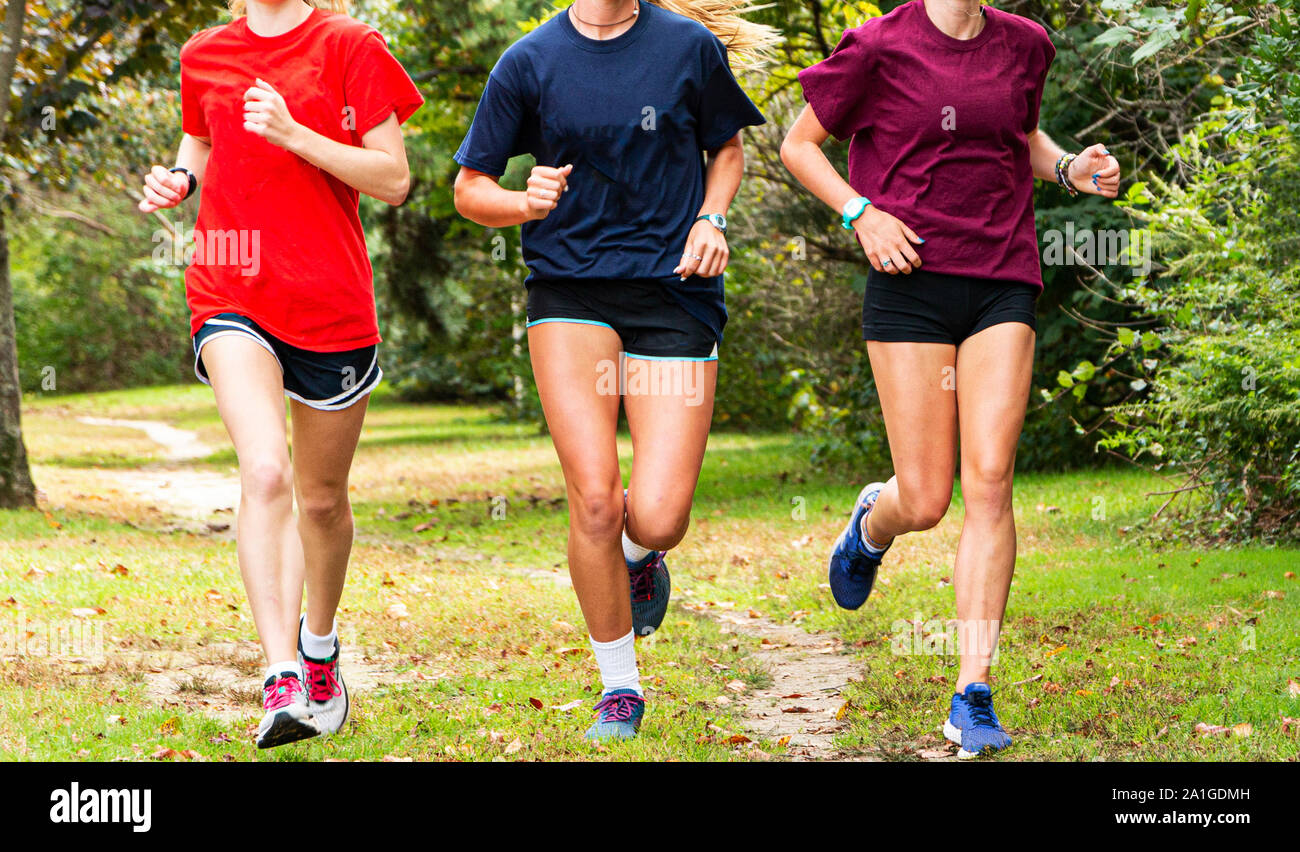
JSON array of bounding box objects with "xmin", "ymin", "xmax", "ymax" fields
[
  {"xmin": 648, "ymin": 0, "xmax": 781, "ymax": 70},
  {"xmin": 227, "ymin": 0, "xmax": 349, "ymax": 17}
]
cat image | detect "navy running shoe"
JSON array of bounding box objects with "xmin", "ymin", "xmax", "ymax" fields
[
  {"xmin": 828, "ymin": 482, "xmax": 890, "ymax": 610},
  {"xmin": 584, "ymin": 688, "xmax": 646, "ymax": 741},
  {"xmin": 944, "ymin": 682, "xmax": 1012, "ymax": 759},
  {"xmin": 629, "ymin": 550, "xmax": 670, "ymax": 636}
]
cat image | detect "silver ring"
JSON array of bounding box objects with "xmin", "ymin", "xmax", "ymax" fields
[
  {"xmin": 882, "ymin": 258, "xmax": 892, "ymax": 267},
  {"xmin": 687, "ymin": 254, "xmax": 702, "ymax": 260}
]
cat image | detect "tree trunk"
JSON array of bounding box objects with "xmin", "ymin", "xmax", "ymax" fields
[{"xmin": 0, "ymin": 0, "xmax": 35, "ymax": 508}]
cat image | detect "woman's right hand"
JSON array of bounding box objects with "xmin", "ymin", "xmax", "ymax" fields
[
  {"xmin": 520, "ymin": 163, "xmax": 572, "ymax": 221},
  {"xmin": 853, "ymin": 205, "xmax": 924, "ymax": 274},
  {"xmin": 138, "ymin": 165, "xmax": 190, "ymax": 214}
]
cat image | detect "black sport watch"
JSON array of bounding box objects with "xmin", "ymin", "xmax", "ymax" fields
[{"xmin": 169, "ymin": 166, "xmax": 198, "ymax": 200}]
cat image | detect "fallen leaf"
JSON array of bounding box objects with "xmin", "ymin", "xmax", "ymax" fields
[
  {"xmin": 725, "ymin": 679, "xmax": 746, "ymax": 694},
  {"xmin": 782, "ymin": 706, "xmax": 813, "ymax": 714},
  {"xmin": 69, "ymin": 607, "xmax": 105, "ymax": 618},
  {"xmin": 385, "ymin": 602, "xmax": 409, "ymax": 620},
  {"xmin": 528, "ymin": 697, "xmax": 544, "ymax": 710},
  {"xmin": 503, "ymin": 738, "xmax": 524, "ymax": 755},
  {"xmin": 1194, "ymin": 722, "xmax": 1231, "ymax": 737},
  {"xmin": 553, "ymin": 700, "xmax": 583, "ymax": 712},
  {"xmin": 724, "ymin": 734, "xmax": 751, "ymax": 745}
]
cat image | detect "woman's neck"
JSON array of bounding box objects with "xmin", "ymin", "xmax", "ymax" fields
[
  {"xmin": 922, "ymin": 0, "xmax": 985, "ymax": 41},
  {"xmin": 568, "ymin": 0, "xmax": 639, "ymax": 41},
  {"xmin": 246, "ymin": 0, "xmax": 315, "ymax": 38}
]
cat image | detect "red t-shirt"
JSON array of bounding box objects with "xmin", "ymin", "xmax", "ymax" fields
[
  {"xmin": 798, "ymin": 0, "xmax": 1055, "ymax": 289},
  {"xmin": 180, "ymin": 9, "xmax": 424, "ymax": 351}
]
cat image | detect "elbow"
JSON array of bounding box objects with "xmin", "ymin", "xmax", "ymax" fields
[
  {"xmin": 778, "ymin": 137, "xmax": 796, "ymax": 172},
  {"xmin": 385, "ymin": 171, "xmax": 411, "ymax": 206}
]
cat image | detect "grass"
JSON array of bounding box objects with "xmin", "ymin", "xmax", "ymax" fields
[{"xmin": 1, "ymin": 383, "xmax": 1297, "ymax": 761}]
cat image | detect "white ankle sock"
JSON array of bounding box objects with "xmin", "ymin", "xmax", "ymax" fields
[
  {"xmin": 265, "ymin": 660, "xmax": 302, "ymax": 682},
  {"xmin": 859, "ymin": 514, "xmax": 889, "ymax": 556},
  {"xmin": 589, "ymin": 630, "xmax": 642, "ymax": 695},
  {"xmin": 622, "ymin": 529, "xmax": 654, "ymax": 565},
  {"xmin": 300, "ymin": 619, "xmax": 338, "ymax": 660}
]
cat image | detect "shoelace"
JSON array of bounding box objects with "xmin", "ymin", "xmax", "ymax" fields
[
  {"xmin": 964, "ymin": 691, "xmax": 1000, "ymax": 728},
  {"xmin": 628, "ymin": 554, "xmax": 659, "ymax": 602},
  {"xmin": 263, "ymin": 676, "xmax": 303, "ymax": 711},
  {"xmin": 594, "ymin": 692, "xmax": 643, "ymax": 723},
  {"xmin": 303, "ymin": 657, "xmax": 341, "ymax": 702}
]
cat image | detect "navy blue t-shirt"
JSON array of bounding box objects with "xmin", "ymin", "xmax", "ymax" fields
[{"xmin": 452, "ymin": 2, "xmax": 766, "ymax": 339}]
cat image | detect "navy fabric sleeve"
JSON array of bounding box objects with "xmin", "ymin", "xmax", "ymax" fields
[
  {"xmin": 694, "ymin": 37, "xmax": 765, "ymax": 151},
  {"xmin": 797, "ymin": 26, "xmax": 873, "ymax": 142},
  {"xmin": 453, "ymin": 60, "xmax": 529, "ymax": 176}
]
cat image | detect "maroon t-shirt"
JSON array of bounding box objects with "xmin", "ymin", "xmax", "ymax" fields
[{"xmin": 798, "ymin": 0, "xmax": 1055, "ymax": 289}]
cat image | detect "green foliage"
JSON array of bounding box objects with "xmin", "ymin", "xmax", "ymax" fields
[{"xmin": 1087, "ymin": 113, "xmax": 1299, "ymax": 541}]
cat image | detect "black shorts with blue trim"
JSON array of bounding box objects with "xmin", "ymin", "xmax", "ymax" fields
[
  {"xmin": 525, "ymin": 278, "xmax": 719, "ymax": 360},
  {"xmin": 193, "ymin": 313, "xmax": 381, "ymax": 411}
]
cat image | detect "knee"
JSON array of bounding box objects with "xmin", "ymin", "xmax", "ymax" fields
[
  {"xmin": 570, "ymin": 485, "xmax": 625, "ymax": 541},
  {"xmin": 896, "ymin": 486, "xmax": 951, "ymax": 532},
  {"xmin": 959, "ymin": 465, "xmax": 1015, "ymax": 517},
  {"xmin": 297, "ymin": 484, "xmax": 351, "ymax": 526},
  {"xmin": 627, "ymin": 503, "xmax": 691, "ymax": 552},
  {"xmin": 241, "ymin": 458, "xmax": 293, "ymax": 505}
]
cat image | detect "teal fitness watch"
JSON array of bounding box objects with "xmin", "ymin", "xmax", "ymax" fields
[
  {"xmin": 694, "ymin": 213, "xmax": 727, "ymax": 235},
  {"xmin": 841, "ymin": 196, "xmax": 871, "ymax": 230}
]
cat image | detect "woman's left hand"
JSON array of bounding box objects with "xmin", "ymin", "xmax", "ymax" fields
[
  {"xmin": 1068, "ymin": 143, "xmax": 1121, "ymax": 198},
  {"xmin": 674, "ymin": 219, "xmax": 729, "ymax": 281},
  {"xmin": 243, "ymin": 78, "xmax": 301, "ymax": 149}
]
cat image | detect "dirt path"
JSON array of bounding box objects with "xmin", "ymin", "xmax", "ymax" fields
[
  {"xmin": 74, "ymin": 417, "xmax": 881, "ymax": 759},
  {"xmin": 72, "ymin": 416, "xmax": 240, "ymax": 533}
]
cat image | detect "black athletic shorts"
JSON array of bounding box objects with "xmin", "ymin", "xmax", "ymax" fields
[
  {"xmin": 526, "ymin": 278, "xmax": 719, "ymax": 360},
  {"xmin": 193, "ymin": 313, "xmax": 380, "ymax": 411},
  {"xmin": 862, "ymin": 268, "xmax": 1039, "ymax": 345}
]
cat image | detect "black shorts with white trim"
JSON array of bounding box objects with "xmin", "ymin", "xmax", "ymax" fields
[{"xmin": 193, "ymin": 313, "xmax": 380, "ymax": 411}]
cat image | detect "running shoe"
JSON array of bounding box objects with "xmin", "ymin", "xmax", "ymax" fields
[
  {"xmin": 583, "ymin": 688, "xmax": 646, "ymax": 741},
  {"xmin": 297, "ymin": 616, "xmax": 349, "ymax": 735},
  {"xmin": 629, "ymin": 550, "xmax": 671, "ymax": 636},
  {"xmin": 828, "ymin": 482, "xmax": 891, "ymax": 610},
  {"xmin": 256, "ymin": 671, "xmax": 319, "ymax": 749},
  {"xmin": 943, "ymin": 682, "xmax": 1012, "ymax": 759}
]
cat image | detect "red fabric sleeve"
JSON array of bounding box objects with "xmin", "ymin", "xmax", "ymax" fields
[{"xmin": 343, "ymin": 29, "xmax": 425, "ymax": 138}]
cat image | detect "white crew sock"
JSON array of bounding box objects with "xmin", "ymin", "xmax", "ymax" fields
[
  {"xmin": 300, "ymin": 619, "xmax": 338, "ymax": 660},
  {"xmin": 265, "ymin": 660, "xmax": 302, "ymax": 682},
  {"xmin": 622, "ymin": 529, "xmax": 654, "ymax": 565},
  {"xmin": 589, "ymin": 629, "xmax": 642, "ymax": 696}
]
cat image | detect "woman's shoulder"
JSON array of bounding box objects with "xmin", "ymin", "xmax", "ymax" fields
[
  {"xmin": 179, "ymin": 21, "xmax": 236, "ymax": 62},
  {"xmin": 986, "ymin": 6, "xmax": 1053, "ymax": 49}
]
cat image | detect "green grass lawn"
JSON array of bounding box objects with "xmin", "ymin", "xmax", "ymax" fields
[{"xmin": 2, "ymin": 384, "xmax": 1296, "ymax": 761}]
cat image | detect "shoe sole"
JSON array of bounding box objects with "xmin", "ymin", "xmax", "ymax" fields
[
  {"xmin": 943, "ymin": 718, "xmax": 1006, "ymax": 760},
  {"xmin": 257, "ymin": 711, "xmax": 320, "ymax": 749}
]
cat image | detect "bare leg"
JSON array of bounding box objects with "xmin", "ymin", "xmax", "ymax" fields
[
  {"xmin": 202, "ymin": 336, "xmax": 302, "ymax": 666},
  {"xmin": 528, "ymin": 322, "xmax": 627, "ymax": 641},
  {"xmin": 952, "ymin": 322, "xmax": 1035, "ymax": 690},
  {"xmin": 290, "ymin": 396, "xmax": 369, "ymax": 638},
  {"xmin": 622, "ymin": 357, "xmax": 717, "ymax": 551},
  {"xmin": 862, "ymin": 340, "xmax": 959, "ymax": 544}
]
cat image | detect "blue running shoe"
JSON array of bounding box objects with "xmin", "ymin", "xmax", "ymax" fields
[
  {"xmin": 629, "ymin": 550, "xmax": 670, "ymax": 636},
  {"xmin": 583, "ymin": 688, "xmax": 646, "ymax": 741},
  {"xmin": 944, "ymin": 683, "xmax": 1012, "ymax": 759},
  {"xmin": 828, "ymin": 482, "xmax": 890, "ymax": 610}
]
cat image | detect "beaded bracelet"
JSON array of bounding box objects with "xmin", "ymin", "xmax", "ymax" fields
[{"xmin": 1055, "ymin": 153, "xmax": 1079, "ymax": 197}]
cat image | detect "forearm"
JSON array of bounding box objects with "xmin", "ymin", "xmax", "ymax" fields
[
  {"xmin": 697, "ymin": 141, "xmax": 744, "ymax": 217},
  {"xmin": 175, "ymin": 134, "xmax": 212, "ymax": 184},
  {"xmin": 1028, "ymin": 128, "xmax": 1070, "ymax": 183},
  {"xmin": 453, "ymin": 172, "xmax": 530, "ymax": 228},
  {"xmin": 284, "ymin": 124, "xmax": 409, "ymax": 205}
]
